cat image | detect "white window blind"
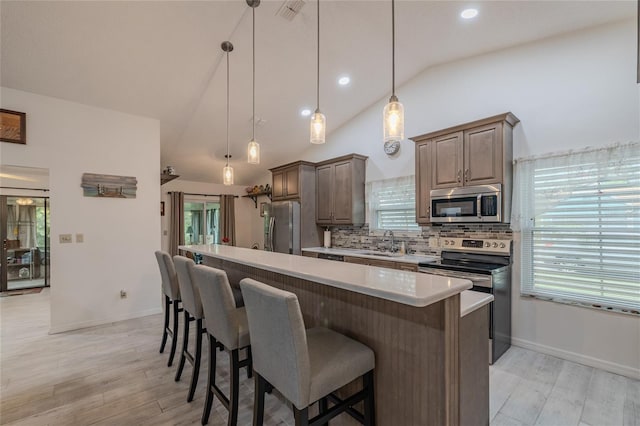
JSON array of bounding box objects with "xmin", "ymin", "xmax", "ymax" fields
[
  {"xmin": 366, "ymin": 176, "xmax": 420, "ymax": 232},
  {"xmin": 513, "ymin": 142, "xmax": 640, "ymax": 312}
]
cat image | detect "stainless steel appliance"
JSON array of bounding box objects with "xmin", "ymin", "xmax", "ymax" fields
[
  {"xmin": 418, "ymin": 237, "xmax": 512, "ymax": 364},
  {"xmin": 264, "ymin": 201, "xmax": 301, "ymax": 255},
  {"xmin": 430, "ymin": 184, "xmax": 504, "ymax": 223}
]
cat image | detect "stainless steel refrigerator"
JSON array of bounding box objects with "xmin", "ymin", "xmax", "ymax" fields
[{"xmin": 264, "ymin": 201, "xmax": 301, "ymax": 255}]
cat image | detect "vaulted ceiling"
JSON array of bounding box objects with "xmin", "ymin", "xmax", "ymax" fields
[{"xmin": 1, "ymin": 1, "xmax": 634, "ymax": 184}]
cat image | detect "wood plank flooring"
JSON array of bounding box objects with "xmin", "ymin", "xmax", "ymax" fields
[{"xmin": 1, "ymin": 289, "xmax": 638, "ymax": 426}]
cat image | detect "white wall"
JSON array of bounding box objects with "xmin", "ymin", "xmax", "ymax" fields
[
  {"xmin": 299, "ymin": 20, "xmax": 640, "ymax": 377},
  {"xmin": 160, "ymin": 179, "xmax": 264, "ymax": 251},
  {"xmin": 0, "ymin": 87, "xmax": 161, "ymax": 333}
]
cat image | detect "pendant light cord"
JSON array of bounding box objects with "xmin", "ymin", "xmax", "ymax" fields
[
  {"xmin": 316, "ymin": 0, "xmax": 320, "ymax": 111},
  {"xmin": 252, "ymin": 7, "xmax": 256, "ymax": 140},
  {"xmin": 226, "ymin": 49, "xmax": 230, "ymax": 167},
  {"xmin": 391, "ymin": 0, "xmax": 395, "ymax": 97}
]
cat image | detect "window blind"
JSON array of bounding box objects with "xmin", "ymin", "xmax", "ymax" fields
[
  {"xmin": 516, "ymin": 142, "xmax": 640, "ymax": 312},
  {"xmin": 366, "ymin": 176, "xmax": 420, "ymax": 231}
]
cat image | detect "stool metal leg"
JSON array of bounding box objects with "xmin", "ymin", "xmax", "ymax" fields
[
  {"xmin": 363, "ymin": 371, "xmax": 375, "ymax": 426},
  {"xmin": 167, "ymin": 299, "xmax": 180, "ymax": 367},
  {"xmin": 319, "ymin": 398, "xmax": 329, "ymax": 426},
  {"xmin": 175, "ymin": 310, "xmax": 190, "ymax": 381},
  {"xmin": 293, "ymin": 407, "xmax": 309, "ymax": 426},
  {"xmin": 228, "ymin": 349, "xmax": 240, "ymax": 426},
  {"xmin": 202, "ymin": 335, "xmax": 217, "ymax": 425},
  {"xmin": 187, "ymin": 318, "xmax": 203, "ymax": 402},
  {"xmin": 160, "ymin": 295, "xmax": 170, "ymax": 353},
  {"xmin": 253, "ymin": 374, "xmax": 266, "ymax": 426},
  {"xmin": 246, "ymin": 346, "xmax": 253, "ymax": 379}
]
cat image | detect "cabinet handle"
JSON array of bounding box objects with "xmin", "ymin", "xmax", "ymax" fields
[
  {"xmin": 457, "ymin": 170, "xmax": 462, "ymax": 182},
  {"xmin": 464, "ymin": 169, "xmax": 470, "ymax": 182}
]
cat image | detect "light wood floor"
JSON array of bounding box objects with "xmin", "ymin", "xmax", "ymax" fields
[{"xmin": 1, "ymin": 289, "xmax": 638, "ymax": 426}]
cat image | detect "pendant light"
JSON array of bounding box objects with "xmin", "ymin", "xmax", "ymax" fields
[
  {"xmin": 222, "ymin": 41, "xmax": 234, "ymax": 186},
  {"xmin": 310, "ymin": 0, "xmax": 326, "ymax": 144},
  {"xmin": 383, "ymin": 0, "xmax": 404, "ymax": 143},
  {"xmin": 247, "ymin": 0, "xmax": 260, "ymax": 164}
]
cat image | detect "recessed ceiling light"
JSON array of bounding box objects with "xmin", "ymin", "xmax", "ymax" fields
[
  {"xmin": 460, "ymin": 8, "xmax": 478, "ymax": 19},
  {"xmin": 338, "ymin": 76, "xmax": 350, "ymax": 86},
  {"xmin": 300, "ymin": 108, "xmax": 312, "ymax": 117}
]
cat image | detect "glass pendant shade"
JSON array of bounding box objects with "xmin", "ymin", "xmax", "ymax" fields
[
  {"xmin": 310, "ymin": 110, "xmax": 326, "ymax": 144},
  {"xmin": 223, "ymin": 165, "xmax": 234, "ymax": 186},
  {"xmin": 383, "ymin": 97, "xmax": 404, "ymax": 143},
  {"xmin": 247, "ymin": 139, "xmax": 260, "ymax": 164}
]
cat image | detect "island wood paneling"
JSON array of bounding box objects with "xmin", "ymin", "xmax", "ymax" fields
[{"xmin": 204, "ymin": 257, "xmax": 463, "ymax": 426}]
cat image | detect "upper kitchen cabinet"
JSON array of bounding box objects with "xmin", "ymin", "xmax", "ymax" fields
[
  {"xmin": 424, "ymin": 114, "xmax": 519, "ymax": 189},
  {"xmin": 411, "ymin": 113, "xmax": 520, "ymax": 224},
  {"xmin": 316, "ymin": 154, "xmax": 367, "ymax": 225},
  {"xmin": 270, "ymin": 161, "xmax": 316, "ymax": 201}
]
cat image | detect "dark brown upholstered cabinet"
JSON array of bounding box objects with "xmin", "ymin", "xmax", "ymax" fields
[
  {"xmin": 315, "ymin": 154, "xmax": 367, "ymax": 225},
  {"xmin": 411, "ymin": 113, "xmax": 520, "ymax": 225},
  {"xmin": 270, "ymin": 161, "xmax": 315, "ymax": 201}
]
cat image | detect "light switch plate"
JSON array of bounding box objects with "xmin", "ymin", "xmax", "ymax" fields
[
  {"xmin": 59, "ymin": 234, "xmax": 72, "ymax": 244},
  {"xmin": 76, "ymin": 233, "xmax": 84, "ymax": 243}
]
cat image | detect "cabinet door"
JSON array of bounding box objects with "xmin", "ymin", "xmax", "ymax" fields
[
  {"xmin": 464, "ymin": 123, "xmax": 503, "ymax": 185},
  {"xmin": 316, "ymin": 164, "xmax": 333, "ymax": 224},
  {"xmin": 284, "ymin": 167, "xmax": 299, "ymax": 198},
  {"xmin": 415, "ymin": 141, "xmax": 433, "ymax": 224},
  {"xmin": 431, "ymin": 132, "xmax": 463, "ymax": 189},
  {"xmin": 272, "ymin": 170, "xmax": 285, "ymax": 200},
  {"xmin": 396, "ymin": 263, "xmax": 418, "ymax": 272},
  {"xmin": 367, "ymin": 258, "xmax": 397, "ymax": 269},
  {"xmin": 332, "ymin": 161, "xmax": 353, "ymax": 224},
  {"xmin": 344, "ymin": 256, "xmax": 369, "ymax": 265}
]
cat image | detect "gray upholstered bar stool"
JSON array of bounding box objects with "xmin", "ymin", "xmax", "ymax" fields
[
  {"xmin": 154, "ymin": 251, "xmax": 181, "ymax": 367},
  {"xmin": 240, "ymin": 278, "xmax": 376, "ymax": 426},
  {"xmin": 191, "ymin": 265, "xmax": 252, "ymax": 426},
  {"xmin": 173, "ymin": 255, "xmax": 207, "ymax": 402}
]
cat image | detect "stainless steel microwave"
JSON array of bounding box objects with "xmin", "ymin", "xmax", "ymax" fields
[{"xmin": 430, "ymin": 184, "xmax": 502, "ymax": 223}]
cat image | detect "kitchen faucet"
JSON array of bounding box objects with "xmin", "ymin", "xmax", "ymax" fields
[{"xmin": 383, "ymin": 230, "xmax": 395, "ymax": 252}]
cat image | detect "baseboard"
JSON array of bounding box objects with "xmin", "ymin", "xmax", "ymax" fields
[
  {"xmin": 48, "ymin": 307, "xmax": 162, "ymax": 334},
  {"xmin": 512, "ymin": 337, "xmax": 640, "ymax": 380}
]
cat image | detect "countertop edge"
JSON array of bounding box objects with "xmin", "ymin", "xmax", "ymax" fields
[
  {"xmin": 301, "ymin": 247, "xmax": 437, "ymax": 265},
  {"xmin": 460, "ymin": 290, "xmax": 494, "ymax": 317},
  {"xmin": 180, "ymin": 245, "xmax": 471, "ymax": 308}
]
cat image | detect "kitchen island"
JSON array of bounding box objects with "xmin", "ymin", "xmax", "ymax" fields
[{"xmin": 180, "ymin": 244, "xmax": 491, "ymax": 426}]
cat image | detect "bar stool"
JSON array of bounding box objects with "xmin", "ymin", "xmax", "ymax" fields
[
  {"xmin": 173, "ymin": 255, "xmax": 206, "ymax": 402},
  {"xmin": 191, "ymin": 265, "xmax": 252, "ymax": 426},
  {"xmin": 154, "ymin": 251, "xmax": 181, "ymax": 367},
  {"xmin": 240, "ymin": 278, "xmax": 376, "ymax": 426}
]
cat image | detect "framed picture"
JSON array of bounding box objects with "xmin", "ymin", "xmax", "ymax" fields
[
  {"xmin": 0, "ymin": 109, "xmax": 26, "ymax": 145},
  {"xmin": 161, "ymin": 201, "xmax": 165, "ymax": 216},
  {"xmin": 260, "ymin": 202, "xmax": 267, "ymax": 217}
]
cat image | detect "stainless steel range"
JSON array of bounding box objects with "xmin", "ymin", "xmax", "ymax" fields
[{"xmin": 418, "ymin": 237, "xmax": 512, "ymax": 364}]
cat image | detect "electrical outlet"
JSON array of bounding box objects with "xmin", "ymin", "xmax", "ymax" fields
[
  {"xmin": 428, "ymin": 237, "xmax": 439, "ymax": 248},
  {"xmin": 120, "ymin": 290, "xmax": 127, "ymax": 298},
  {"xmin": 59, "ymin": 234, "xmax": 72, "ymax": 244},
  {"xmin": 75, "ymin": 233, "xmax": 84, "ymax": 243}
]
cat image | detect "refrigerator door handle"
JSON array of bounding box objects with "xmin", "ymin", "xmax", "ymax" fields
[{"xmin": 268, "ymin": 217, "xmax": 275, "ymax": 252}]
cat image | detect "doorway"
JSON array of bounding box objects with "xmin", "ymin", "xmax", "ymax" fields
[
  {"xmin": 184, "ymin": 200, "xmax": 220, "ymax": 245},
  {"xmin": 1, "ymin": 196, "xmax": 50, "ymax": 291}
]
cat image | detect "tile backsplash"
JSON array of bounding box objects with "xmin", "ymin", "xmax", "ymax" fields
[{"xmin": 327, "ymin": 224, "xmax": 512, "ymax": 256}]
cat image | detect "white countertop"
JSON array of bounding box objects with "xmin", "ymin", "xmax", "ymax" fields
[
  {"xmin": 180, "ymin": 244, "xmax": 472, "ymax": 308},
  {"xmin": 301, "ymin": 247, "xmax": 438, "ymax": 265},
  {"xmin": 460, "ymin": 290, "xmax": 494, "ymax": 317}
]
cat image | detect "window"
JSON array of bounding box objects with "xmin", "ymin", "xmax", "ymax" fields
[
  {"xmin": 513, "ymin": 142, "xmax": 640, "ymax": 312},
  {"xmin": 366, "ymin": 176, "xmax": 420, "ymax": 232},
  {"xmin": 184, "ymin": 200, "xmax": 220, "ymax": 245}
]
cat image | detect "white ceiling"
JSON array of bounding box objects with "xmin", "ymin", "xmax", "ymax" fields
[{"xmin": 1, "ymin": 1, "xmax": 635, "ymax": 185}]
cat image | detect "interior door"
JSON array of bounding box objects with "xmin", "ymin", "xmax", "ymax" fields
[{"xmin": 0, "ymin": 196, "xmax": 7, "ymax": 292}]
